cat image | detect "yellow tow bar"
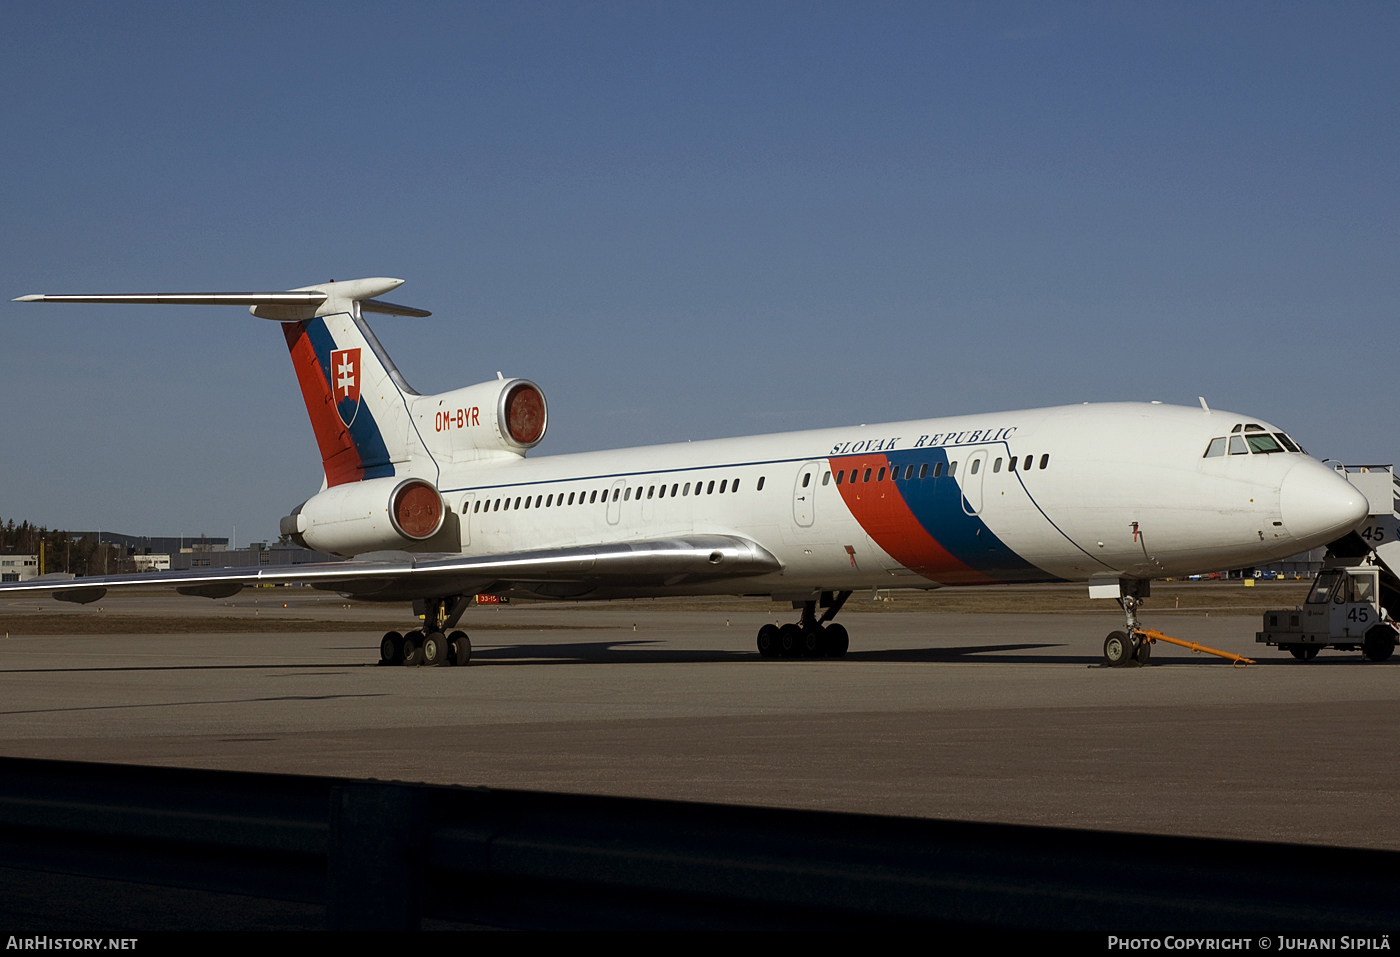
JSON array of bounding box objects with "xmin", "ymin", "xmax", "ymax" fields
[{"xmin": 1134, "ymin": 628, "xmax": 1255, "ymax": 667}]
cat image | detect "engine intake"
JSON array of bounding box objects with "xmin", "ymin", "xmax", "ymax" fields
[
  {"xmin": 282, "ymin": 476, "xmax": 446, "ymax": 557},
  {"xmin": 414, "ymin": 377, "xmax": 548, "ymax": 463}
]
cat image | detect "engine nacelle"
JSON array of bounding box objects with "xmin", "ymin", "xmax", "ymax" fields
[
  {"xmin": 414, "ymin": 377, "xmax": 547, "ymax": 463},
  {"xmin": 282, "ymin": 476, "xmax": 445, "ymax": 557}
]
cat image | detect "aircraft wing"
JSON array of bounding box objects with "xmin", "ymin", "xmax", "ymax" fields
[{"xmin": 0, "ymin": 535, "xmax": 783, "ymax": 605}]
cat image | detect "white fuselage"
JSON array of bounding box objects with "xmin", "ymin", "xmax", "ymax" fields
[{"xmin": 395, "ymin": 401, "xmax": 1366, "ymax": 598}]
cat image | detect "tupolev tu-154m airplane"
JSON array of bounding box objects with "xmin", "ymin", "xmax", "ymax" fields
[{"xmin": 6, "ymin": 277, "xmax": 1371, "ymax": 667}]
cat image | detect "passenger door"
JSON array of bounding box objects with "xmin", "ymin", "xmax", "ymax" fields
[
  {"xmin": 961, "ymin": 449, "xmax": 988, "ymax": 515},
  {"xmin": 793, "ymin": 462, "xmax": 819, "ymax": 527}
]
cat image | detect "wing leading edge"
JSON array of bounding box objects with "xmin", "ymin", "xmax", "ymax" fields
[{"xmin": 0, "ymin": 535, "xmax": 783, "ymax": 605}]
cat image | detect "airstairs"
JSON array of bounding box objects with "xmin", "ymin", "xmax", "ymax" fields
[{"xmin": 1330, "ymin": 464, "xmax": 1400, "ymax": 620}]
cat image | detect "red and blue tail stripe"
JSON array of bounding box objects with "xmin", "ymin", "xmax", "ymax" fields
[{"xmin": 283, "ymin": 317, "xmax": 395, "ymax": 487}]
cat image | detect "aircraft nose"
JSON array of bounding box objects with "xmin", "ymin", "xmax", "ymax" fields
[{"xmin": 1279, "ymin": 462, "xmax": 1371, "ymax": 547}]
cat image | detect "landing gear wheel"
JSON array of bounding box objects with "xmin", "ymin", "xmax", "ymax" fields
[
  {"xmin": 824, "ymin": 622, "xmax": 849, "ymax": 658},
  {"xmin": 1288, "ymin": 646, "xmax": 1319, "ymax": 661},
  {"xmin": 800, "ymin": 625, "xmax": 824, "ymax": 657},
  {"xmin": 778, "ymin": 623, "xmax": 803, "ymax": 658},
  {"xmin": 1103, "ymin": 630, "xmax": 1134, "ymax": 667},
  {"xmin": 402, "ymin": 631, "xmax": 425, "ymax": 667},
  {"xmin": 449, "ymin": 630, "xmax": 471, "ymax": 666},
  {"xmin": 1133, "ymin": 636, "xmax": 1152, "ymax": 665},
  {"xmin": 1363, "ymin": 626, "xmax": 1396, "ymax": 662},
  {"xmin": 422, "ymin": 631, "xmax": 450, "ymax": 666},
  {"xmin": 379, "ymin": 631, "xmax": 404, "ymax": 666},
  {"xmin": 756, "ymin": 624, "xmax": 780, "ymax": 658}
]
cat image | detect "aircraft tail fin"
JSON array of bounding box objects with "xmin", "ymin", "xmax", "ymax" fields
[
  {"xmin": 270, "ymin": 280, "xmax": 434, "ymax": 488},
  {"xmin": 13, "ymin": 277, "xmax": 436, "ymax": 489}
]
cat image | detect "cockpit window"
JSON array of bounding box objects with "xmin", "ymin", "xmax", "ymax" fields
[
  {"xmin": 1209, "ymin": 430, "xmax": 1304, "ymax": 457},
  {"xmin": 1231, "ymin": 424, "xmax": 1243, "ymax": 433},
  {"xmin": 1244, "ymin": 423, "xmax": 1266, "ymax": 432}
]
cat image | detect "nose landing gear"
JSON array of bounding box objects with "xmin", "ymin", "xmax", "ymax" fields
[{"xmin": 1102, "ymin": 581, "xmax": 1153, "ymax": 668}]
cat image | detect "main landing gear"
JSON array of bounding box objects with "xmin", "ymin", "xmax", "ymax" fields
[
  {"xmin": 757, "ymin": 591, "xmax": 852, "ymax": 659},
  {"xmin": 379, "ymin": 595, "xmax": 473, "ymax": 667}
]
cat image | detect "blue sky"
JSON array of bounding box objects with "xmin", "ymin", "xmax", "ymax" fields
[{"xmin": 3, "ymin": 2, "xmax": 1396, "ymax": 543}]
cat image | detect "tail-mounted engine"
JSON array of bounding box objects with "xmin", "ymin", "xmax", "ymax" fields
[
  {"xmin": 281, "ymin": 476, "xmax": 446, "ymax": 557},
  {"xmin": 414, "ymin": 378, "xmax": 547, "ymax": 463}
]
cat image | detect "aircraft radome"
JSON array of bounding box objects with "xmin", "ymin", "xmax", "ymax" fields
[{"xmin": 5, "ymin": 277, "xmax": 1370, "ymax": 667}]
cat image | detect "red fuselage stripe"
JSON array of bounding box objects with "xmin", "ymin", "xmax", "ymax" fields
[{"xmin": 830, "ymin": 454, "xmax": 996, "ymax": 585}]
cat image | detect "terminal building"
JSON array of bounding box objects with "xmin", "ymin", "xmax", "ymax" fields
[{"xmin": 0, "ymin": 555, "xmax": 39, "ymax": 583}]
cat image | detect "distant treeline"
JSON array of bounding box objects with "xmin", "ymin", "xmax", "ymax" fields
[{"xmin": 0, "ymin": 518, "xmax": 125, "ymax": 576}]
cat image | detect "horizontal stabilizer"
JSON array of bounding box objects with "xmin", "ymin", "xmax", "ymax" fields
[
  {"xmin": 13, "ymin": 277, "xmax": 431, "ymax": 320},
  {"xmin": 13, "ymin": 292, "xmax": 326, "ymax": 306},
  {"xmin": 361, "ymin": 298, "xmax": 432, "ymax": 318}
]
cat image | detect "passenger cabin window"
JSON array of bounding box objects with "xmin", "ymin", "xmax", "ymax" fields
[
  {"xmin": 933, "ymin": 463, "xmax": 944, "ymax": 477},
  {"xmin": 757, "ymin": 477, "xmax": 765, "ymax": 491},
  {"xmin": 919, "ymin": 464, "xmax": 928, "ymax": 478},
  {"xmin": 877, "ymin": 467, "xmax": 886, "ymax": 482},
  {"xmin": 1039, "ymin": 454, "xmax": 1049, "ymax": 469},
  {"xmin": 970, "ymin": 460, "xmax": 980, "ymax": 475},
  {"xmin": 1007, "ymin": 457, "xmax": 1016, "ymax": 472},
  {"xmin": 822, "ymin": 472, "xmax": 831, "ymax": 486},
  {"xmin": 949, "ymin": 461, "xmax": 958, "ymax": 476},
  {"xmin": 733, "ymin": 479, "xmax": 741, "ymax": 492},
  {"xmin": 802, "ymin": 474, "xmax": 810, "ymax": 488},
  {"xmin": 1023, "ymin": 455, "xmax": 1032, "ymax": 471},
  {"xmin": 863, "ymin": 468, "xmax": 872, "ymax": 483},
  {"xmin": 671, "ymin": 483, "xmax": 679, "ymax": 496},
  {"xmin": 707, "ymin": 481, "xmax": 715, "ymax": 494},
  {"xmin": 719, "ymin": 480, "xmax": 727, "ymax": 493},
  {"xmin": 992, "ymin": 458, "xmax": 1002, "ymax": 473}
]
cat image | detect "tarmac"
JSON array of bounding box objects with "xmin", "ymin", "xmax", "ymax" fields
[{"xmin": 0, "ymin": 588, "xmax": 1396, "ymax": 852}]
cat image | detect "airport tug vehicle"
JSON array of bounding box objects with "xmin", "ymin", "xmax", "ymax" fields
[
  {"xmin": 1256, "ymin": 465, "xmax": 1400, "ymax": 663},
  {"xmin": 1257, "ymin": 561, "xmax": 1397, "ymax": 662}
]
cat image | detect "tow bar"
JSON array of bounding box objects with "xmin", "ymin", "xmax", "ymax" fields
[{"xmin": 1135, "ymin": 628, "xmax": 1255, "ymax": 667}]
